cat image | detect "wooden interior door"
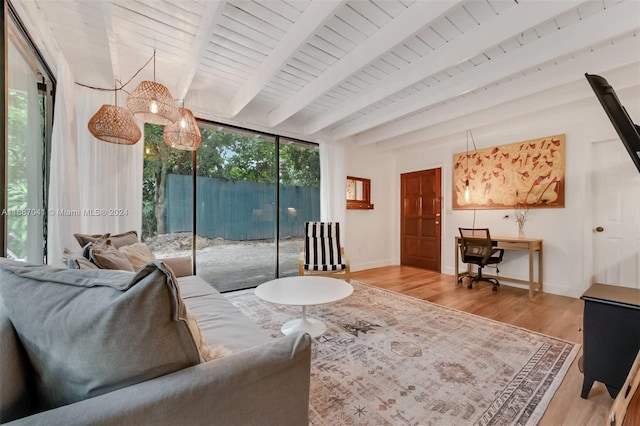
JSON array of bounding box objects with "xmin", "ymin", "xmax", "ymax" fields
[{"xmin": 401, "ymin": 169, "xmax": 442, "ymax": 271}]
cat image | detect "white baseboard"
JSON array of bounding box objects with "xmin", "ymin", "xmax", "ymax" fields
[
  {"xmin": 351, "ymin": 259, "xmax": 393, "ymax": 272},
  {"xmin": 487, "ymin": 280, "xmax": 584, "ymax": 298},
  {"xmin": 401, "ymin": 266, "xmax": 585, "ymax": 298}
]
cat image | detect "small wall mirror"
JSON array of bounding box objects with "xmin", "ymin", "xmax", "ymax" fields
[{"xmin": 346, "ymin": 176, "xmax": 374, "ymax": 209}]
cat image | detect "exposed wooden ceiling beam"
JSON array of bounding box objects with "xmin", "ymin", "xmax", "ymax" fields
[
  {"xmin": 174, "ymin": 1, "xmax": 226, "ymax": 101},
  {"xmin": 304, "ymin": 0, "xmax": 582, "ymax": 136},
  {"xmin": 332, "ymin": 0, "xmax": 640, "ymax": 143},
  {"xmin": 229, "ymin": 0, "xmax": 345, "ymax": 118},
  {"xmin": 374, "ymin": 41, "xmax": 640, "ymax": 151},
  {"xmin": 267, "ymin": 0, "xmax": 459, "ymax": 128}
]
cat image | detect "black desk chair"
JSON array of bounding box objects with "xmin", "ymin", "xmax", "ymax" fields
[{"xmin": 458, "ymin": 228, "xmax": 504, "ymax": 292}]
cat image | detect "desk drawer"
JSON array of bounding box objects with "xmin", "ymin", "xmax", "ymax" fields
[{"xmin": 498, "ymin": 241, "xmax": 530, "ymax": 250}]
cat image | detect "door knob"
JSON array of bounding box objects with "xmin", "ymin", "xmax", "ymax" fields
[{"xmin": 594, "ymin": 226, "xmax": 604, "ymax": 232}]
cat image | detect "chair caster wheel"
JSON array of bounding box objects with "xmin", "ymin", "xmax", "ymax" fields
[
  {"xmin": 492, "ymin": 286, "xmax": 498, "ymax": 292},
  {"xmin": 467, "ymin": 283, "xmax": 473, "ymax": 289}
]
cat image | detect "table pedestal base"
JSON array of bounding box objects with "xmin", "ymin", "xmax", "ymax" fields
[{"xmin": 281, "ymin": 305, "xmax": 326, "ymax": 338}]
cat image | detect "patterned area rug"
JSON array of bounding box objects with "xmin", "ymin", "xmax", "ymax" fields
[{"xmin": 225, "ymin": 281, "xmax": 579, "ymax": 425}]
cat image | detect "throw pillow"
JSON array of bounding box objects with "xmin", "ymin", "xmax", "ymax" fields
[
  {"xmin": 0, "ymin": 259, "xmax": 201, "ymax": 410},
  {"xmin": 62, "ymin": 248, "xmax": 99, "ymax": 270},
  {"xmin": 87, "ymin": 240, "xmax": 135, "ymax": 272},
  {"xmin": 119, "ymin": 242, "xmax": 157, "ymax": 271},
  {"xmin": 161, "ymin": 256, "xmax": 193, "ymax": 278},
  {"xmin": 73, "ymin": 232, "xmax": 109, "ymax": 248},
  {"xmin": 74, "ymin": 230, "xmax": 139, "ymax": 249}
]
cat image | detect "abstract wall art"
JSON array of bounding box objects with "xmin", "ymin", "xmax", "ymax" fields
[{"xmin": 453, "ymin": 134, "xmax": 565, "ymax": 210}]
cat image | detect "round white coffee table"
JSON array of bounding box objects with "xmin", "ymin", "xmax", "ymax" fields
[{"xmin": 254, "ymin": 276, "xmax": 353, "ymax": 338}]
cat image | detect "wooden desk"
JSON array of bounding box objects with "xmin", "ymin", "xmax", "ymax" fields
[{"xmin": 455, "ymin": 236, "xmax": 543, "ymax": 299}]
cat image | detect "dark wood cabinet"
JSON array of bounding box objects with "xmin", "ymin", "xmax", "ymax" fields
[{"xmin": 581, "ymin": 284, "xmax": 640, "ymax": 399}]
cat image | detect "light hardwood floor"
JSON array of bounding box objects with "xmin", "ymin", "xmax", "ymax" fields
[{"xmin": 349, "ymin": 265, "xmax": 611, "ymax": 426}]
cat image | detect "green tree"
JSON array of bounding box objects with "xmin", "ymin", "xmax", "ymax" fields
[
  {"xmin": 196, "ymin": 128, "xmax": 319, "ymax": 187},
  {"xmin": 279, "ymin": 144, "xmax": 320, "ymax": 188},
  {"xmin": 6, "ymin": 90, "xmax": 28, "ymax": 258},
  {"xmin": 143, "ymin": 124, "xmax": 191, "ymax": 237}
]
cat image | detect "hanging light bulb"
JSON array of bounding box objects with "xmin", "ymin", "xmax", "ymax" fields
[
  {"xmin": 149, "ymin": 99, "xmax": 159, "ymax": 114},
  {"xmin": 464, "ymin": 180, "xmax": 470, "ymax": 203},
  {"xmin": 180, "ymin": 116, "xmax": 187, "ymax": 129}
]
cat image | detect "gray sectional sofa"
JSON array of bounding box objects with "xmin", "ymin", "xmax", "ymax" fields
[{"xmin": 0, "ymin": 258, "xmax": 312, "ymax": 425}]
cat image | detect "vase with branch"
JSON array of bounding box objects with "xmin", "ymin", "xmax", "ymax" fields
[
  {"xmin": 514, "ymin": 202, "xmax": 529, "ymax": 238},
  {"xmin": 503, "ymin": 191, "xmax": 530, "ymax": 238}
]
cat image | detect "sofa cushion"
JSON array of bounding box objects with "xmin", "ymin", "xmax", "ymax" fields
[
  {"xmin": 74, "ymin": 230, "xmax": 139, "ymax": 249},
  {"xmin": 185, "ymin": 308, "xmax": 231, "ymax": 362},
  {"xmin": 0, "ymin": 302, "xmax": 34, "ymax": 422},
  {"xmin": 178, "ymin": 275, "xmax": 271, "ymax": 352},
  {"xmin": 119, "ymin": 242, "xmax": 157, "ymax": 271},
  {"xmin": 0, "ymin": 259, "xmax": 201, "ymax": 410},
  {"xmin": 86, "ymin": 240, "xmax": 135, "ymax": 271}
]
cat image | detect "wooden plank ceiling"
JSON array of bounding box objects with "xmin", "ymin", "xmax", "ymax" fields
[{"xmin": 16, "ymin": 0, "xmax": 640, "ymax": 148}]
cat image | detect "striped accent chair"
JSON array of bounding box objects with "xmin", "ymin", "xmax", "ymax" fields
[{"xmin": 299, "ymin": 222, "xmax": 350, "ymax": 281}]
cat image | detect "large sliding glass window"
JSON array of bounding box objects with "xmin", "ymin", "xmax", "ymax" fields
[
  {"xmin": 3, "ymin": 5, "xmax": 54, "ymax": 262},
  {"xmin": 141, "ymin": 121, "xmax": 320, "ymax": 292},
  {"xmin": 195, "ymin": 125, "xmax": 277, "ymax": 292}
]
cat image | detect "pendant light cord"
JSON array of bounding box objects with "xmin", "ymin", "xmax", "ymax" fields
[
  {"xmin": 467, "ymin": 129, "xmax": 479, "ymax": 229},
  {"xmin": 74, "ymin": 52, "xmax": 155, "ymax": 93},
  {"xmin": 466, "ymin": 130, "xmax": 469, "ymax": 181}
]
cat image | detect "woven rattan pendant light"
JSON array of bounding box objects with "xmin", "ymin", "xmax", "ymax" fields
[
  {"xmin": 88, "ymin": 83, "xmax": 141, "ymax": 145},
  {"xmin": 163, "ymin": 107, "xmax": 202, "ymax": 151},
  {"xmin": 126, "ymin": 50, "xmax": 180, "ymax": 125},
  {"xmin": 88, "ymin": 105, "xmax": 141, "ymax": 144}
]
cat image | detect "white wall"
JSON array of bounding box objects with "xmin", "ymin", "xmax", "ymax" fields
[
  {"xmin": 345, "ymin": 80, "xmax": 640, "ymax": 298},
  {"xmin": 343, "ymin": 144, "xmax": 395, "ymax": 271}
]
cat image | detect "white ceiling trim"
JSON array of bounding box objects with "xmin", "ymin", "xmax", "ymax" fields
[
  {"xmin": 229, "ymin": 0, "xmax": 345, "ymax": 118},
  {"xmin": 174, "ymin": 1, "xmax": 227, "ymax": 100},
  {"xmin": 303, "ymin": 0, "xmax": 583, "ymax": 136},
  {"xmin": 360, "ymin": 36, "xmax": 640, "ymax": 148},
  {"xmin": 333, "ymin": 0, "xmax": 640, "ymax": 143},
  {"xmin": 267, "ymin": 0, "xmax": 458, "ymax": 128}
]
